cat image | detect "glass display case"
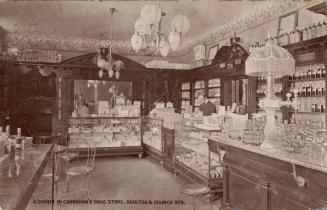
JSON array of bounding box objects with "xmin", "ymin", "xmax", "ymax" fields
[
  {"xmin": 141, "ymin": 116, "xmax": 164, "ymax": 162},
  {"xmin": 68, "ymin": 117, "xmax": 143, "ymax": 157},
  {"xmin": 174, "ymin": 122, "xmax": 223, "ymax": 200}
]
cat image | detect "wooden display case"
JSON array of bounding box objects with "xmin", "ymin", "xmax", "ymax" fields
[{"xmin": 68, "ymin": 116, "xmax": 143, "ymax": 157}]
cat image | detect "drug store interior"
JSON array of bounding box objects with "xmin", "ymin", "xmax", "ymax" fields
[{"xmin": 1, "ymin": 1, "xmax": 327, "ymax": 210}]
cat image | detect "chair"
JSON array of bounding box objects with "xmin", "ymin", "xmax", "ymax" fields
[
  {"xmin": 64, "ymin": 138, "xmax": 96, "ymax": 199},
  {"xmin": 173, "ymin": 149, "xmax": 211, "ymax": 210},
  {"xmin": 58, "ymin": 134, "xmax": 79, "ymax": 163}
]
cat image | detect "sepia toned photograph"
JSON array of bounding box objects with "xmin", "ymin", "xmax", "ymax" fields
[{"xmin": 0, "ymin": 0, "xmax": 327, "ymax": 209}]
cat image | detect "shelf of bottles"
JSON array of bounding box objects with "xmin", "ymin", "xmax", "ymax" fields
[
  {"xmin": 174, "ymin": 122, "xmax": 222, "ymax": 180},
  {"xmin": 249, "ymin": 20, "xmax": 327, "ymax": 51},
  {"xmin": 68, "ymin": 117, "xmax": 142, "ymax": 148},
  {"xmin": 142, "ymin": 117, "xmax": 164, "ymax": 152},
  {"xmin": 289, "ymin": 64, "xmax": 326, "ymax": 114},
  {"xmin": 194, "ymin": 80, "xmax": 205, "ymax": 112},
  {"xmin": 256, "ymin": 77, "xmax": 283, "ymax": 98},
  {"xmin": 208, "ymin": 79, "xmax": 221, "ymax": 106},
  {"xmin": 181, "ymin": 82, "xmax": 191, "ymax": 111}
]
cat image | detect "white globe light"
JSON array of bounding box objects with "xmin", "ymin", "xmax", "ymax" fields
[
  {"xmin": 168, "ymin": 31, "xmax": 180, "ymax": 51},
  {"xmin": 115, "ymin": 71, "xmax": 120, "ymax": 79},
  {"xmin": 98, "ymin": 70, "xmax": 104, "ymax": 78},
  {"xmin": 159, "ymin": 37, "xmax": 170, "ymax": 57},
  {"xmin": 172, "ymin": 15, "xmax": 190, "ymax": 34},
  {"xmin": 108, "ymin": 69, "xmax": 114, "ymax": 78},
  {"xmin": 131, "ymin": 33, "xmax": 143, "ymax": 53},
  {"xmin": 140, "ymin": 4, "xmax": 161, "ymax": 25}
]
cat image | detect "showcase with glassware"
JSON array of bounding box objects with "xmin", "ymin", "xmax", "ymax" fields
[
  {"xmin": 68, "ymin": 80, "xmax": 143, "ymax": 157},
  {"xmin": 141, "ymin": 116, "xmax": 164, "ymax": 162},
  {"xmin": 68, "ymin": 116, "xmax": 143, "ymax": 157},
  {"xmin": 174, "ymin": 121, "xmax": 223, "ymax": 201}
]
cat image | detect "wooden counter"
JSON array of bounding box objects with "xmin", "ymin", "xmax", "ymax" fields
[
  {"xmin": 209, "ymin": 136, "xmax": 327, "ymax": 210},
  {"xmin": 0, "ymin": 144, "xmax": 53, "ymax": 210}
]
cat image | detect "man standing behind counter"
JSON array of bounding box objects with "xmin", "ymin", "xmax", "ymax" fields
[{"xmin": 199, "ymin": 95, "xmax": 216, "ymax": 116}]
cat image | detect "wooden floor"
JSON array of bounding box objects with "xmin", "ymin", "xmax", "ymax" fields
[{"xmin": 26, "ymin": 156, "xmax": 222, "ymax": 210}]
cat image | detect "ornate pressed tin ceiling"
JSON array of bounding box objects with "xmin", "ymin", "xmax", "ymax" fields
[{"xmin": 1, "ymin": 0, "xmax": 320, "ymax": 57}]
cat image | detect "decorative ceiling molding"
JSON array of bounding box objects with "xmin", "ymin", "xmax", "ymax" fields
[
  {"xmin": 5, "ymin": 0, "xmax": 320, "ymax": 57},
  {"xmin": 176, "ymin": 0, "xmax": 316, "ymax": 54}
]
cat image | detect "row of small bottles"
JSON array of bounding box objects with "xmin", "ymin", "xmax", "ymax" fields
[
  {"xmin": 256, "ymin": 77, "xmax": 282, "ymax": 84},
  {"xmin": 296, "ymin": 97, "xmax": 325, "ymax": 113},
  {"xmin": 256, "ymin": 84, "xmax": 282, "ymax": 97},
  {"xmin": 289, "ymin": 64, "xmax": 326, "ymax": 81},
  {"xmin": 292, "ymin": 81, "xmax": 325, "ymax": 97},
  {"xmin": 249, "ymin": 21, "xmax": 327, "ymax": 52}
]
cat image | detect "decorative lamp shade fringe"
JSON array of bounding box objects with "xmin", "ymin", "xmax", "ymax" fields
[{"xmin": 245, "ymin": 42, "xmax": 295, "ymax": 77}]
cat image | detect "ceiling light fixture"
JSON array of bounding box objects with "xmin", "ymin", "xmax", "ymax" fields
[
  {"xmin": 96, "ymin": 8, "xmax": 125, "ymax": 79},
  {"xmin": 131, "ymin": 3, "xmax": 190, "ymax": 57}
]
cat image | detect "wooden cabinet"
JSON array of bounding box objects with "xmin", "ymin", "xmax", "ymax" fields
[{"xmin": 209, "ymin": 138, "xmax": 327, "ymax": 210}]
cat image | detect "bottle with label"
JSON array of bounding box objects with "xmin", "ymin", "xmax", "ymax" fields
[
  {"xmin": 322, "ymin": 84, "xmax": 325, "ymax": 95},
  {"xmin": 289, "ymin": 30, "xmax": 295, "ymax": 44},
  {"xmin": 320, "ymin": 99, "xmax": 325, "ymax": 112},
  {"xmin": 322, "ymin": 65, "xmax": 326, "ymax": 77},
  {"xmin": 316, "ymin": 22, "xmax": 322, "ymax": 37},
  {"xmin": 317, "ymin": 65, "xmax": 322, "ymax": 78},
  {"xmin": 311, "ymin": 24, "xmax": 317, "ymax": 38},
  {"xmin": 312, "ymin": 83, "xmax": 316, "ymax": 96},
  {"xmin": 302, "ymin": 84, "xmax": 307, "ymax": 96},
  {"xmin": 295, "ymin": 27, "xmax": 302, "ymax": 43},
  {"xmin": 302, "ymin": 27, "xmax": 308, "ymax": 41},
  {"xmin": 294, "ymin": 72, "xmax": 299, "ymax": 81},
  {"xmin": 284, "ymin": 32, "xmax": 290, "ymax": 46},
  {"xmin": 311, "ymin": 102, "xmax": 316, "ymax": 112},
  {"xmin": 312, "ymin": 65, "xmax": 317, "ymax": 79},
  {"xmin": 308, "ymin": 25, "xmax": 313, "ymax": 40},
  {"xmin": 307, "ymin": 67, "xmax": 312, "ymax": 79},
  {"xmin": 307, "ymin": 83, "xmax": 312, "ymax": 96}
]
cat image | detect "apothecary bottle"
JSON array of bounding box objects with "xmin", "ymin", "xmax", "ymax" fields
[
  {"xmin": 284, "ymin": 32, "xmax": 290, "ymax": 45},
  {"xmin": 311, "ymin": 24, "xmax": 317, "ymax": 39},
  {"xmin": 295, "ymin": 27, "xmax": 301, "ymax": 43},
  {"xmin": 322, "ymin": 65, "xmax": 326, "ymax": 78},
  {"xmin": 302, "ymin": 27, "xmax": 308, "ymax": 41},
  {"xmin": 317, "ymin": 22, "xmax": 323, "ymax": 37}
]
